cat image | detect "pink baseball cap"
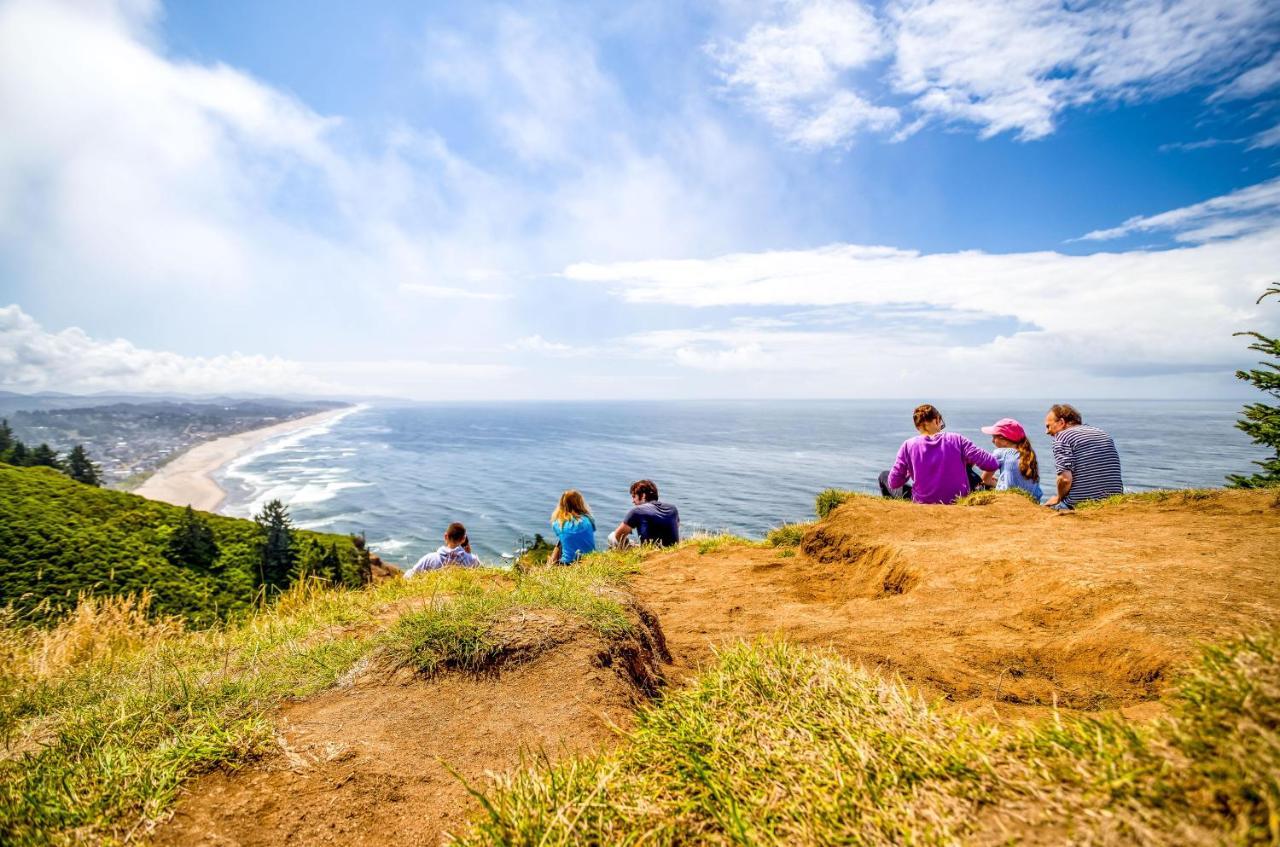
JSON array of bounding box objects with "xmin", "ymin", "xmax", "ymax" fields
[{"xmin": 981, "ymin": 418, "xmax": 1027, "ymax": 441}]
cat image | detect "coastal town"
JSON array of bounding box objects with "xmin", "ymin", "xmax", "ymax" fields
[{"xmin": 3, "ymin": 399, "xmax": 348, "ymax": 486}]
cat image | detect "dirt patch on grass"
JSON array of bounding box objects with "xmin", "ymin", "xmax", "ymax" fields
[
  {"xmin": 633, "ymin": 489, "xmax": 1280, "ymax": 713},
  {"xmin": 152, "ymin": 605, "xmax": 666, "ymax": 847}
]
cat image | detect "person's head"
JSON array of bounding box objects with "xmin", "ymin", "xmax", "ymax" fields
[
  {"xmin": 912, "ymin": 404, "xmax": 945, "ymax": 435},
  {"xmin": 552, "ymin": 489, "xmax": 591, "ymax": 524},
  {"xmin": 1044, "ymin": 404, "xmax": 1082, "ymax": 437},
  {"xmin": 630, "ymin": 479, "xmax": 659, "ymax": 504},
  {"xmin": 982, "ymin": 418, "xmax": 1038, "ymax": 482},
  {"xmin": 444, "ymin": 522, "xmax": 468, "ymax": 548}
]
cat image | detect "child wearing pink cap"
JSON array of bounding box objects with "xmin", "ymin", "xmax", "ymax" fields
[{"xmin": 980, "ymin": 418, "xmax": 1043, "ymax": 502}]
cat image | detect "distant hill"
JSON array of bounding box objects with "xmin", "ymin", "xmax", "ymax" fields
[{"xmin": 0, "ymin": 464, "xmax": 364, "ymax": 625}]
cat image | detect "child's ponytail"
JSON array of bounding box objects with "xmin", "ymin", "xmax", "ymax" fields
[{"xmin": 1015, "ymin": 438, "xmax": 1039, "ymax": 482}]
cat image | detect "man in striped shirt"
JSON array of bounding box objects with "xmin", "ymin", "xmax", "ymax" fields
[{"xmin": 1043, "ymin": 404, "xmax": 1124, "ymax": 509}]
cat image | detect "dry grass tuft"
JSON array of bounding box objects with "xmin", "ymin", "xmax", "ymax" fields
[{"xmin": 0, "ymin": 592, "xmax": 183, "ymax": 681}]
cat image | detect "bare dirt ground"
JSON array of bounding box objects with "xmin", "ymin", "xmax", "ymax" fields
[
  {"xmin": 153, "ymin": 613, "xmax": 667, "ymax": 847},
  {"xmin": 632, "ymin": 489, "xmax": 1280, "ymax": 715}
]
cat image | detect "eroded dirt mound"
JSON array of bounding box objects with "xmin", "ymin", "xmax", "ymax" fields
[
  {"xmin": 153, "ymin": 605, "xmax": 666, "ymax": 847},
  {"xmin": 633, "ymin": 489, "xmax": 1280, "ymax": 713}
]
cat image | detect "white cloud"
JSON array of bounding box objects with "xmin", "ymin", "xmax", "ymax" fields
[
  {"xmin": 398, "ymin": 283, "xmax": 510, "ymax": 301},
  {"xmin": 0, "ymin": 304, "xmax": 521, "ymax": 398},
  {"xmin": 890, "ymin": 0, "xmax": 1279, "ymax": 140},
  {"xmin": 0, "ymin": 303, "xmax": 333, "ymax": 395},
  {"xmin": 507, "ymin": 335, "xmax": 589, "ymax": 356},
  {"xmin": 709, "ymin": 0, "xmax": 899, "ymax": 147},
  {"xmin": 714, "ymin": 0, "xmax": 1280, "ymax": 145},
  {"xmin": 424, "ymin": 10, "xmax": 621, "ymax": 165},
  {"xmin": 565, "ymin": 184, "xmax": 1280, "ymax": 382},
  {"xmin": 1079, "ymin": 176, "xmax": 1280, "ymax": 242},
  {"xmin": 1210, "ymin": 50, "xmax": 1280, "ymax": 101},
  {"xmin": 0, "ymin": 0, "xmax": 793, "ymax": 365},
  {"xmin": 1249, "ymin": 122, "xmax": 1280, "ymax": 150}
]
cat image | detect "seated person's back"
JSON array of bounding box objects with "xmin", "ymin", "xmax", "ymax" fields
[
  {"xmin": 885, "ymin": 405, "xmax": 999, "ymax": 504},
  {"xmin": 981, "ymin": 418, "xmax": 1043, "ymax": 501},
  {"xmin": 1045, "ymin": 404, "xmax": 1124, "ymax": 508},
  {"xmin": 405, "ymin": 521, "xmax": 482, "ymax": 576},
  {"xmin": 613, "ymin": 479, "xmax": 680, "ymax": 547},
  {"xmin": 550, "ymin": 489, "xmax": 597, "ymax": 564}
]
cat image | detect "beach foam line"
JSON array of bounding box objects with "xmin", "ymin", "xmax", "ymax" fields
[{"xmin": 133, "ymin": 405, "xmax": 365, "ymax": 513}]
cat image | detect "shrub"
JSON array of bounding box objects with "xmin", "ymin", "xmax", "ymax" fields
[
  {"xmin": 764, "ymin": 523, "xmax": 811, "ymax": 547},
  {"xmin": 815, "ymin": 488, "xmax": 860, "ymax": 519}
]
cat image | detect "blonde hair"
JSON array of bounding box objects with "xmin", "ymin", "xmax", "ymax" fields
[
  {"xmin": 1013, "ymin": 438, "xmax": 1040, "ymax": 482},
  {"xmin": 551, "ymin": 490, "xmax": 591, "ymax": 525}
]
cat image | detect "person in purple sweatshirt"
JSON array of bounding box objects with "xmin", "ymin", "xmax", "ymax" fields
[{"xmin": 879, "ymin": 404, "xmax": 999, "ymax": 505}]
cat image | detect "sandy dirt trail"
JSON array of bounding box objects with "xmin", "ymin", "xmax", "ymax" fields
[
  {"xmin": 631, "ymin": 489, "xmax": 1280, "ymax": 714},
  {"xmin": 154, "ymin": 612, "xmax": 667, "ymax": 847}
]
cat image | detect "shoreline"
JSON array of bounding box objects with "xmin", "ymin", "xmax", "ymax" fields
[{"xmin": 132, "ymin": 407, "xmax": 357, "ymax": 513}]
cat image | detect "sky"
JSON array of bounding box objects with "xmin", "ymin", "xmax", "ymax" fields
[{"xmin": 1, "ymin": 0, "xmax": 1279, "ymax": 401}]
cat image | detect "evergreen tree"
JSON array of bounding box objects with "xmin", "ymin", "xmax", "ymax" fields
[
  {"xmin": 254, "ymin": 499, "xmax": 297, "ymax": 591},
  {"xmin": 1228, "ymin": 284, "xmax": 1280, "ymax": 488},
  {"xmin": 164, "ymin": 506, "xmax": 221, "ymax": 572},
  {"xmin": 322, "ymin": 542, "xmax": 343, "ymax": 586},
  {"xmin": 65, "ymin": 445, "xmax": 102, "ymax": 487},
  {"xmin": 352, "ymin": 532, "xmax": 372, "ymax": 585},
  {"xmin": 6, "ymin": 441, "xmax": 27, "ymax": 466},
  {"xmin": 27, "ymin": 443, "xmax": 61, "ymax": 469},
  {"xmin": 0, "ymin": 419, "xmax": 13, "ymax": 458}
]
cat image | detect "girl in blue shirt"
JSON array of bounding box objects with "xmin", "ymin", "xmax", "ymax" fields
[
  {"xmin": 979, "ymin": 418, "xmax": 1044, "ymax": 502},
  {"xmin": 550, "ymin": 489, "xmax": 597, "ymax": 565}
]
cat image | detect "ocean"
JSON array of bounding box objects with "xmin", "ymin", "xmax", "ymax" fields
[{"xmin": 213, "ymin": 400, "xmax": 1266, "ymax": 565}]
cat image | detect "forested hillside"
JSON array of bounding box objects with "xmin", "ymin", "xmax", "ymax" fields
[{"xmin": 0, "ymin": 465, "xmax": 366, "ymax": 625}]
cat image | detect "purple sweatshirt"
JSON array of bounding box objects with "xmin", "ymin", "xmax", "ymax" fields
[{"xmin": 886, "ymin": 432, "xmax": 999, "ymax": 505}]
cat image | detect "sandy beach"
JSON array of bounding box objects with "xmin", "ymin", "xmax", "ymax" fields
[{"xmin": 133, "ymin": 407, "xmax": 355, "ymax": 513}]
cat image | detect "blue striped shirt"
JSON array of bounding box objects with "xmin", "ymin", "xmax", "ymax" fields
[{"xmin": 1052, "ymin": 424, "xmax": 1123, "ymax": 506}]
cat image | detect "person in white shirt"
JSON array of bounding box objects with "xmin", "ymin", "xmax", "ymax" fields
[{"xmin": 405, "ymin": 522, "xmax": 482, "ymax": 576}]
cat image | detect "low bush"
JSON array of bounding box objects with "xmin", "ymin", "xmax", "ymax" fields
[
  {"xmin": 815, "ymin": 488, "xmax": 861, "ymax": 519},
  {"xmin": 764, "ymin": 522, "xmax": 811, "ymax": 547}
]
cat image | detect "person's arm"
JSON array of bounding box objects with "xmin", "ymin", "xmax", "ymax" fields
[
  {"xmin": 611, "ymin": 521, "xmax": 633, "ymax": 544},
  {"xmin": 405, "ymin": 553, "xmax": 432, "ymax": 577},
  {"xmin": 981, "ymin": 468, "xmax": 996, "ymax": 486},
  {"xmin": 1047, "ymin": 471, "xmax": 1072, "ymax": 506},
  {"xmin": 885, "ymin": 443, "xmax": 912, "ymax": 489},
  {"xmin": 962, "ymin": 439, "xmax": 1000, "ymax": 472},
  {"xmin": 1045, "ymin": 438, "xmax": 1074, "ymax": 506}
]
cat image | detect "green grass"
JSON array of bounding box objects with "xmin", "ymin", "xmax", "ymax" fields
[
  {"xmin": 455, "ymin": 629, "xmax": 1280, "ymax": 846},
  {"xmin": 764, "ymin": 522, "xmax": 812, "ymax": 547},
  {"xmin": 386, "ymin": 557, "xmax": 638, "ymax": 675},
  {"xmin": 0, "ymin": 556, "xmax": 652, "ymax": 846},
  {"xmin": 815, "ymin": 488, "xmax": 866, "ymax": 519},
  {"xmin": 954, "ymin": 488, "xmax": 1041, "ymax": 506},
  {"xmin": 1074, "ymin": 488, "xmax": 1222, "ymax": 510}
]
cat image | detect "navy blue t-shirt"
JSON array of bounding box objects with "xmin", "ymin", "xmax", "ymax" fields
[{"xmin": 623, "ymin": 500, "xmax": 680, "ymax": 546}]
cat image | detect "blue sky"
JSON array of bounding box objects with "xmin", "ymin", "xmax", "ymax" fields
[{"xmin": 1, "ymin": 0, "xmax": 1279, "ymax": 399}]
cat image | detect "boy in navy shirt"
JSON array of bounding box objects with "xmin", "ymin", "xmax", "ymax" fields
[{"xmin": 611, "ymin": 479, "xmax": 680, "ymax": 547}]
